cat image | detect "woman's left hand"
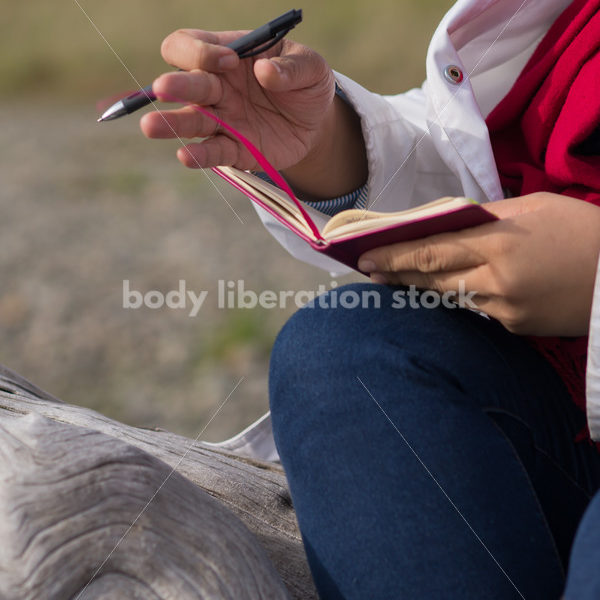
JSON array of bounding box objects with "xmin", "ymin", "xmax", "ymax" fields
[{"xmin": 357, "ymin": 192, "xmax": 600, "ymax": 336}]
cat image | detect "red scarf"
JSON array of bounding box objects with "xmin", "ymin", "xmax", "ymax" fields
[{"xmin": 486, "ymin": 0, "xmax": 600, "ymax": 438}]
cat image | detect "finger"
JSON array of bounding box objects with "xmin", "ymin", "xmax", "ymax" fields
[
  {"xmin": 176, "ymin": 136, "xmax": 243, "ymax": 169},
  {"xmin": 372, "ymin": 270, "xmax": 488, "ymax": 311},
  {"xmin": 254, "ymin": 44, "xmax": 334, "ymax": 94},
  {"xmin": 152, "ymin": 70, "xmax": 223, "ymax": 105},
  {"xmin": 160, "ymin": 29, "xmax": 241, "ymax": 72},
  {"xmin": 372, "ymin": 267, "xmax": 479, "ymax": 294},
  {"xmin": 358, "ymin": 233, "xmax": 487, "ymax": 275},
  {"xmin": 140, "ymin": 106, "xmax": 221, "ymax": 140}
]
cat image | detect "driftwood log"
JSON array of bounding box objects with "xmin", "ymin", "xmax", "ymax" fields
[{"xmin": 0, "ymin": 364, "xmax": 317, "ymax": 600}]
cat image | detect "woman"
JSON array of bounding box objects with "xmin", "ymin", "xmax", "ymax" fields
[{"xmin": 141, "ymin": 0, "xmax": 600, "ymax": 597}]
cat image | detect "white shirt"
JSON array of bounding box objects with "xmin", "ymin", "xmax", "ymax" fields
[{"xmin": 214, "ymin": 0, "xmax": 600, "ymax": 459}]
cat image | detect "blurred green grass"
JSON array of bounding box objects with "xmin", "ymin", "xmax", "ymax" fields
[{"xmin": 2, "ymin": 0, "xmax": 452, "ymax": 103}]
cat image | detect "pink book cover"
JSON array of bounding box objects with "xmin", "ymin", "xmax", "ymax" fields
[
  {"xmin": 311, "ymin": 204, "xmax": 497, "ymax": 272},
  {"xmin": 213, "ymin": 167, "xmax": 497, "ymax": 273}
]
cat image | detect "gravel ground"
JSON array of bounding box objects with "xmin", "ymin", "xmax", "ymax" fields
[{"xmin": 0, "ymin": 101, "xmax": 361, "ymax": 441}]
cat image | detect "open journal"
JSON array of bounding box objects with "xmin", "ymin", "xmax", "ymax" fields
[
  {"xmin": 167, "ymin": 102, "xmax": 498, "ymax": 273},
  {"xmin": 215, "ymin": 166, "xmax": 497, "ymax": 272}
]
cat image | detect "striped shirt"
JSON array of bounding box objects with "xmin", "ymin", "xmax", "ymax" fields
[{"xmin": 254, "ymin": 171, "xmax": 368, "ymax": 216}]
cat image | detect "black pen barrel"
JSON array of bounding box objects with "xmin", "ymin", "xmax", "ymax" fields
[
  {"xmin": 267, "ymin": 8, "xmax": 302, "ymax": 32},
  {"xmin": 228, "ymin": 9, "xmax": 302, "ymax": 56},
  {"xmin": 122, "ymin": 84, "xmax": 156, "ymax": 114},
  {"xmin": 228, "ymin": 24, "xmax": 274, "ymax": 56}
]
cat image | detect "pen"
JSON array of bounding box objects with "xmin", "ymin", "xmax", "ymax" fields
[{"xmin": 97, "ymin": 9, "xmax": 303, "ymax": 122}]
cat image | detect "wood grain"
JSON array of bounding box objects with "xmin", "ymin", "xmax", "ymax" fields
[{"xmin": 0, "ymin": 365, "xmax": 316, "ymax": 600}]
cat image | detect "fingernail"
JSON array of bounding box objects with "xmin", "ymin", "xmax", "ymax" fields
[
  {"xmin": 218, "ymin": 53, "xmax": 237, "ymax": 70},
  {"xmin": 358, "ymin": 259, "xmax": 376, "ymax": 272}
]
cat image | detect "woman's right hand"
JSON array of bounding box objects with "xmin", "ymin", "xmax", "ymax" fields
[{"xmin": 140, "ymin": 29, "xmax": 367, "ymax": 199}]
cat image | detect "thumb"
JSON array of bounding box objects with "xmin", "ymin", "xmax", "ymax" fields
[
  {"xmin": 482, "ymin": 195, "xmax": 538, "ymax": 219},
  {"xmin": 254, "ymin": 50, "xmax": 333, "ymax": 94}
]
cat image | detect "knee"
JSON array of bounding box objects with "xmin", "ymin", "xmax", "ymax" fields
[
  {"xmin": 269, "ymin": 284, "xmax": 381, "ymax": 421},
  {"xmin": 269, "ymin": 281, "xmax": 468, "ymax": 383},
  {"xmin": 268, "ymin": 283, "xmax": 452, "ymax": 418},
  {"xmin": 269, "ymin": 283, "xmax": 382, "ymax": 383},
  {"xmin": 268, "ymin": 282, "xmax": 500, "ymax": 429}
]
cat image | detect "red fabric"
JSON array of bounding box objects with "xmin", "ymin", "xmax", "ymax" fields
[{"xmin": 485, "ymin": 0, "xmax": 600, "ymax": 438}]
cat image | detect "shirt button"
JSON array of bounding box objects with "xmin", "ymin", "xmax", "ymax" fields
[{"xmin": 443, "ymin": 65, "xmax": 464, "ymax": 84}]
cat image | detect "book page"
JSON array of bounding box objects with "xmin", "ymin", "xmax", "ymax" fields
[
  {"xmin": 217, "ymin": 167, "xmax": 479, "ymax": 246},
  {"xmin": 218, "ymin": 167, "xmax": 317, "ymax": 240},
  {"xmin": 217, "ymin": 168, "xmax": 335, "ymax": 243},
  {"xmin": 321, "ymin": 197, "xmax": 475, "ymax": 240}
]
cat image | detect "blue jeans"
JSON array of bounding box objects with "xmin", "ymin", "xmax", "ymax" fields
[{"xmin": 269, "ymin": 283, "xmax": 600, "ymax": 599}]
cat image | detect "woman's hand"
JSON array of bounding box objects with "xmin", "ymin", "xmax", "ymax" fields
[
  {"xmin": 358, "ymin": 193, "xmax": 600, "ymax": 337},
  {"xmin": 139, "ymin": 29, "xmax": 366, "ymax": 198}
]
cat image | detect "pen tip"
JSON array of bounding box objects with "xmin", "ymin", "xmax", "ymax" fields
[{"xmin": 97, "ymin": 116, "xmax": 104, "ymax": 122}]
